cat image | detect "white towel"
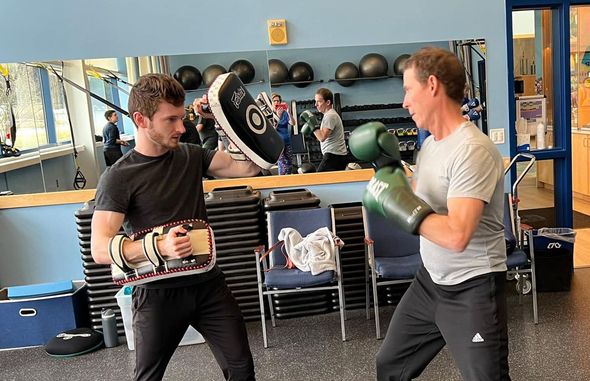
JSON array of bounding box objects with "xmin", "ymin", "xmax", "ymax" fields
[{"xmin": 278, "ymin": 227, "xmax": 344, "ymax": 275}]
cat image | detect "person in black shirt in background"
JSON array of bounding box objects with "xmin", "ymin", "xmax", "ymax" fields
[
  {"xmin": 102, "ymin": 110, "xmax": 129, "ymax": 166},
  {"xmin": 195, "ymin": 95, "xmax": 219, "ymax": 150},
  {"xmin": 180, "ymin": 106, "xmax": 201, "ymax": 145}
]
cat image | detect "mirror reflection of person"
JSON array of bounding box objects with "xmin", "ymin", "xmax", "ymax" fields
[
  {"xmin": 194, "ymin": 95, "xmax": 219, "ymax": 150},
  {"xmin": 179, "ymin": 107, "xmax": 201, "ymax": 145},
  {"xmin": 102, "ymin": 110, "xmax": 129, "ymax": 166},
  {"xmin": 271, "ymin": 93, "xmax": 293, "ymax": 175},
  {"xmin": 91, "ymin": 74, "xmax": 259, "ymax": 381},
  {"xmin": 193, "ymin": 94, "xmax": 243, "ymax": 159},
  {"xmin": 313, "ymin": 88, "xmax": 348, "ymax": 172}
]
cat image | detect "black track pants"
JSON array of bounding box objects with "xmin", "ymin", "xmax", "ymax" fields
[
  {"xmin": 376, "ymin": 266, "xmax": 510, "ymax": 381},
  {"xmin": 132, "ymin": 274, "xmax": 255, "ymax": 381}
]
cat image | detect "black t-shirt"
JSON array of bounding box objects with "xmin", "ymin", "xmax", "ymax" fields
[
  {"xmin": 102, "ymin": 122, "xmax": 121, "ymax": 150},
  {"xmin": 180, "ymin": 119, "xmax": 201, "ymax": 145},
  {"xmin": 94, "ymin": 143, "xmax": 220, "ymax": 288},
  {"xmin": 197, "ymin": 116, "xmax": 218, "ymax": 146}
]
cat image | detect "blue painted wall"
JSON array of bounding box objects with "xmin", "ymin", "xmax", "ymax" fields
[
  {"xmin": 0, "ymin": 204, "xmax": 84, "ymax": 287},
  {"xmin": 0, "ymin": 0, "xmax": 511, "ymax": 286},
  {"xmin": 0, "ymin": 0, "xmax": 510, "ymax": 156},
  {"xmin": 1, "ymin": 165, "xmax": 45, "ymax": 194},
  {"xmin": 0, "ymin": 182, "xmax": 367, "ymax": 287}
]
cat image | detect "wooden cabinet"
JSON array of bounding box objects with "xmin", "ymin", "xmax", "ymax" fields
[
  {"xmin": 537, "ymin": 160, "xmax": 554, "ymax": 187},
  {"xmin": 572, "ymin": 133, "xmax": 590, "ymax": 195}
]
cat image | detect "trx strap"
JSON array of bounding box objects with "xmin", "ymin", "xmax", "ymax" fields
[
  {"xmin": 49, "ymin": 64, "xmax": 87, "ymax": 189},
  {"xmin": 103, "ymin": 68, "xmax": 133, "ymax": 87},
  {"xmin": 46, "ymin": 64, "xmax": 129, "ymax": 117},
  {"xmin": 87, "ymin": 66, "xmax": 130, "ymax": 95}
]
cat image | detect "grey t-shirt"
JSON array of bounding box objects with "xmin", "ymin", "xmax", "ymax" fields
[
  {"xmin": 415, "ymin": 122, "xmax": 506, "ymax": 285},
  {"xmin": 319, "ymin": 109, "xmax": 348, "ymax": 156}
]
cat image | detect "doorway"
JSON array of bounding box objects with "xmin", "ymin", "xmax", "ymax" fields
[{"xmin": 510, "ymin": 6, "xmax": 590, "ymax": 268}]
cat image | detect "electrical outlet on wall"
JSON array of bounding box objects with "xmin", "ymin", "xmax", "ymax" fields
[{"xmin": 489, "ymin": 128, "xmax": 505, "ymax": 144}]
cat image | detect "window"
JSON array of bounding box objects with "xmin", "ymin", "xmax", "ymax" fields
[
  {"xmin": 48, "ymin": 72, "xmax": 72, "ymax": 143},
  {"xmin": 88, "ymin": 76, "xmax": 113, "ymax": 134},
  {"xmin": 512, "ymin": 9, "xmax": 556, "ymax": 150},
  {"xmin": 0, "ymin": 64, "xmax": 47, "ymax": 150}
]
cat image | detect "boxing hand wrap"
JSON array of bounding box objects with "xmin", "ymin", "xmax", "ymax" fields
[
  {"xmin": 208, "ymin": 73, "xmax": 284, "ymax": 169},
  {"xmin": 110, "ymin": 219, "xmax": 216, "ymax": 286},
  {"xmin": 349, "ymin": 122, "xmax": 402, "ymax": 169},
  {"xmin": 363, "ymin": 167, "xmax": 434, "ymax": 235}
]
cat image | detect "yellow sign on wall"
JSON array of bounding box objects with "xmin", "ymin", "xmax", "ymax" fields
[{"xmin": 268, "ymin": 19, "xmax": 288, "ymax": 45}]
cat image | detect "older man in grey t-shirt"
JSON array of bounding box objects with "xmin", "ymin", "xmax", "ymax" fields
[
  {"xmin": 415, "ymin": 121, "xmax": 506, "ymax": 284},
  {"xmin": 371, "ymin": 47, "xmax": 511, "ymax": 381}
]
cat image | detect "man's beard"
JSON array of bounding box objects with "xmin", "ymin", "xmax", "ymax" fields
[{"xmin": 147, "ymin": 124, "xmax": 180, "ymax": 150}]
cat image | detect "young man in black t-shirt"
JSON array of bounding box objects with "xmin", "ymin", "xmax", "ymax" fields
[{"xmin": 91, "ymin": 74, "xmax": 260, "ymax": 381}]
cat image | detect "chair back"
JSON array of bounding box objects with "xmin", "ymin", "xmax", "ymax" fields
[
  {"xmin": 504, "ymin": 194, "xmax": 517, "ymax": 255},
  {"xmin": 363, "ymin": 208, "xmax": 419, "ymax": 258},
  {"xmin": 267, "ymin": 207, "xmax": 333, "ymax": 266}
]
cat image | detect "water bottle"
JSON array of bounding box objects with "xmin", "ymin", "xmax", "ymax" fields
[{"xmin": 101, "ymin": 308, "xmax": 119, "ymax": 348}]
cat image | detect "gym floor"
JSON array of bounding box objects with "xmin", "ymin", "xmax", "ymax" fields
[{"xmin": 2, "ymin": 269, "xmax": 590, "ymax": 381}]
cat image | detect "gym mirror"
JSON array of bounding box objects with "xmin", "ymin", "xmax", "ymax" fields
[
  {"xmin": 266, "ymin": 38, "xmax": 487, "ymax": 173},
  {"xmin": 0, "ymin": 38, "xmax": 486, "ymax": 196}
]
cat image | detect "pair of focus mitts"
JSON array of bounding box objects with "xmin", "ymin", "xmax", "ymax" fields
[
  {"xmin": 348, "ymin": 122, "xmax": 433, "ymax": 234},
  {"xmin": 109, "ymin": 220, "xmax": 216, "ymax": 285},
  {"xmin": 207, "ymin": 73, "xmax": 284, "ymax": 169}
]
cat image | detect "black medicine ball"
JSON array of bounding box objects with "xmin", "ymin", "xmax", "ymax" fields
[
  {"xmin": 359, "ymin": 53, "xmax": 388, "ymax": 78},
  {"xmin": 268, "ymin": 59, "xmax": 289, "ymax": 85},
  {"xmin": 335, "ymin": 62, "xmax": 359, "ymax": 87},
  {"xmin": 202, "ymin": 64, "xmax": 227, "ymax": 87},
  {"xmin": 393, "ymin": 54, "xmax": 411, "ymax": 75},
  {"xmin": 173, "ymin": 65, "xmax": 202, "ymax": 90},
  {"xmin": 229, "ymin": 59, "xmax": 256, "ymax": 84},
  {"xmin": 288, "ymin": 61, "xmax": 314, "ymax": 88}
]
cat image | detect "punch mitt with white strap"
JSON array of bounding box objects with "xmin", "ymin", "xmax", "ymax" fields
[
  {"xmin": 208, "ymin": 72, "xmax": 284, "ymax": 169},
  {"xmin": 255, "ymin": 91, "xmax": 280, "ymax": 126},
  {"xmin": 109, "ymin": 219, "xmax": 216, "ymax": 286}
]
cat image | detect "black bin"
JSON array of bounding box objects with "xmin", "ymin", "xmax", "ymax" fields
[{"xmin": 532, "ymin": 228, "xmax": 576, "ymax": 292}]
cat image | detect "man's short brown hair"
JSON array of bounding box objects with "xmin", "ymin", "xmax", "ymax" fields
[
  {"xmin": 315, "ymin": 88, "xmax": 333, "ymax": 104},
  {"xmin": 104, "ymin": 110, "xmax": 117, "ymax": 120},
  {"xmin": 128, "ymin": 74, "xmax": 185, "ymax": 124},
  {"xmin": 404, "ymin": 47, "xmax": 466, "ymax": 104}
]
